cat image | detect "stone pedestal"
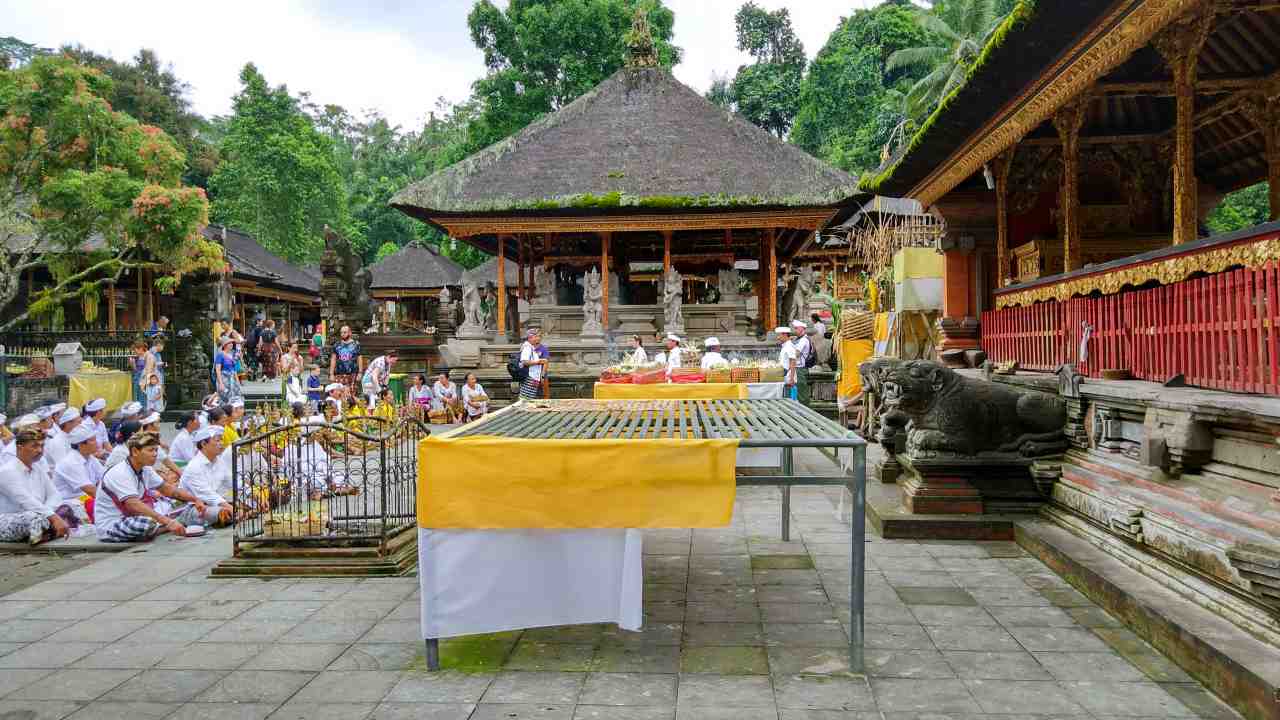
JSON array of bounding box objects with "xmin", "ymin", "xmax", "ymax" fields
[
  {"xmin": 899, "ymin": 457, "xmax": 984, "ymax": 515},
  {"xmin": 898, "ymin": 454, "xmax": 1044, "ymax": 515},
  {"xmin": 937, "ymin": 316, "xmax": 980, "ymax": 353}
]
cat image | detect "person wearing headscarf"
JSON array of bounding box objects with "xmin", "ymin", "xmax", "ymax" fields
[
  {"xmin": 44, "ymin": 407, "xmax": 82, "ymax": 468},
  {"xmin": 82, "ymin": 399, "xmax": 110, "ymax": 458},
  {"xmin": 53, "ymin": 423, "xmax": 103, "ymax": 521},
  {"xmin": 177, "ymin": 426, "xmax": 234, "ymax": 526}
]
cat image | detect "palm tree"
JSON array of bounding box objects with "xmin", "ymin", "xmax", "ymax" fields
[{"xmin": 886, "ymin": 0, "xmax": 1004, "ymax": 121}]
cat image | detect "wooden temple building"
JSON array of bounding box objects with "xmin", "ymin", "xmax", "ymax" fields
[
  {"xmin": 368, "ymin": 242, "xmax": 465, "ymax": 332},
  {"xmin": 391, "ymin": 13, "xmax": 861, "ymax": 372},
  {"xmin": 868, "ymin": 3, "xmax": 1280, "ymax": 716}
]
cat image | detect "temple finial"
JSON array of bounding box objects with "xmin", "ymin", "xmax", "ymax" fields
[{"xmin": 625, "ymin": 3, "xmax": 658, "ymax": 69}]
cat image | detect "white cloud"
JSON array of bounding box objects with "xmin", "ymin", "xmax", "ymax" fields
[{"xmin": 4, "ymin": 0, "xmax": 880, "ymax": 130}]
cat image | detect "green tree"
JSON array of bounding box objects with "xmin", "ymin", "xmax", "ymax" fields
[
  {"xmin": 0, "ymin": 55, "xmax": 219, "ymax": 329},
  {"xmin": 209, "ymin": 63, "xmax": 351, "ymax": 263},
  {"xmin": 728, "ymin": 2, "xmax": 805, "ymax": 137},
  {"xmin": 0, "ymin": 36, "xmax": 51, "ymax": 68},
  {"xmin": 374, "ymin": 241, "xmax": 400, "ymax": 262},
  {"xmin": 887, "ymin": 0, "xmax": 1003, "ymax": 120},
  {"xmin": 706, "ymin": 74, "xmax": 733, "ymax": 110},
  {"xmin": 1206, "ymin": 182, "xmax": 1269, "ymax": 235},
  {"xmin": 464, "ymin": 0, "xmax": 681, "ymax": 153},
  {"xmin": 791, "ymin": 1, "xmax": 929, "ymax": 173}
]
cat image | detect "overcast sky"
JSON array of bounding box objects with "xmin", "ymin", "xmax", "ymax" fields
[{"xmin": 5, "ymin": 0, "xmax": 880, "ymax": 130}]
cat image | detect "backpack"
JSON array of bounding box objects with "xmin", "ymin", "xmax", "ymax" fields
[
  {"xmin": 804, "ymin": 343, "xmax": 818, "ymax": 369},
  {"xmin": 507, "ymin": 350, "xmax": 529, "ymax": 382}
]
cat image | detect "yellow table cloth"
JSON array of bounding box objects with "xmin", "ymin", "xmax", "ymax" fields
[
  {"xmin": 593, "ymin": 382, "xmax": 749, "ymax": 400},
  {"xmin": 68, "ymin": 371, "xmax": 133, "ymax": 413},
  {"xmin": 417, "ymin": 432, "xmax": 738, "ymax": 529}
]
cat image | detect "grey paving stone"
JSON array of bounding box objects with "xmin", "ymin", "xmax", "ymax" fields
[
  {"xmin": 908, "ymin": 605, "xmax": 997, "ymax": 627},
  {"xmin": 683, "ymin": 622, "xmax": 764, "ymax": 647},
  {"xmin": 642, "ymin": 602, "xmax": 685, "ymax": 623},
  {"xmin": 1005, "ymin": 625, "xmax": 1113, "ymax": 653},
  {"xmin": 506, "ymin": 642, "xmax": 597, "ymax": 671},
  {"xmin": 1161, "ymin": 682, "xmax": 1242, "ymax": 720},
  {"xmin": 986, "ymin": 604, "xmax": 1076, "ymax": 627},
  {"xmin": 687, "ymin": 570, "xmax": 748, "ymax": 587},
  {"xmin": 0, "ymin": 700, "xmax": 82, "ymax": 720},
  {"xmin": 574, "ymin": 705, "xmax": 675, "ymax": 720},
  {"xmin": 883, "ymin": 572, "xmax": 959, "ymax": 588},
  {"xmin": 1058, "ymin": 680, "xmax": 1197, "ymax": 716},
  {"xmin": 360, "ymin": 620, "xmax": 420, "ymax": 643},
  {"xmin": 1037, "ymin": 587, "xmax": 1095, "ymax": 607},
  {"xmin": 591, "ymin": 645, "xmax": 679, "ymax": 673},
  {"xmin": 868, "ymin": 678, "xmax": 982, "ymax": 713},
  {"xmin": 920, "ymin": 543, "xmax": 990, "ymax": 558},
  {"xmin": 328, "ymin": 643, "xmax": 423, "ymax": 671},
  {"xmin": 289, "ymin": 670, "xmax": 402, "ymax": 703},
  {"xmin": 966, "ymin": 585, "xmax": 1052, "ymax": 606},
  {"xmin": 762, "ymin": 622, "xmax": 846, "ymax": 648},
  {"xmin": 942, "ymin": 651, "xmax": 1052, "ymax": 681},
  {"xmin": 772, "ymin": 674, "xmax": 874, "ymax": 710},
  {"xmin": 63, "ymin": 701, "xmax": 177, "ymax": 719},
  {"xmin": 196, "ymin": 669, "xmax": 314, "ymax": 703},
  {"xmin": 235, "ymin": 601, "xmax": 324, "ymax": 622},
  {"xmin": 124, "ymin": 620, "xmax": 229, "ymax": 644},
  {"xmin": 684, "ymin": 603, "xmax": 760, "ymax": 622},
  {"xmin": 0, "ymin": 642, "xmax": 104, "ymax": 669},
  {"xmin": 753, "ymin": 569, "xmax": 821, "ymax": 586},
  {"xmin": 0, "ymin": 668, "xmax": 55, "ymax": 697},
  {"xmin": 778, "ymin": 711, "xmax": 880, "ymax": 720},
  {"xmin": 384, "ymin": 670, "xmax": 494, "ymax": 703},
  {"xmin": 526, "ymin": 625, "xmax": 606, "ymax": 644},
  {"xmin": 675, "ymin": 708, "xmax": 780, "ymax": 720},
  {"xmin": 892, "ymin": 587, "xmax": 976, "ymax": 606},
  {"xmin": 685, "ymin": 585, "xmax": 756, "ymax": 604},
  {"xmin": 10, "ymin": 668, "xmax": 139, "ymax": 701},
  {"xmin": 578, "ymin": 672, "xmax": 676, "ymax": 706},
  {"xmin": 873, "ymin": 556, "xmax": 945, "ymax": 572},
  {"xmin": 963, "ymin": 678, "xmax": 1087, "ymax": 714},
  {"xmin": 152, "ymin": 642, "xmax": 265, "ymax": 671},
  {"xmin": 312, "ymin": 601, "xmax": 400, "ymax": 622},
  {"xmin": 0, "ymin": 642, "xmax": 26, "ymax": 657},
  {"xmin": 280, "ymin": 617, "xmax": 377, "ymax": 643},
  {"xmin": 70, "ymin": 641, "xmax": 186, "ymax": 670},
  {"xmin": 164, "ymin": 600, "xmax": 257, "ymax": 621},
  {"xmin": 952, "ymin": 571, "xmax": 1029, "ymax": 589},
  {"xmin": 765, "ymin": 646, "xmax": 851, "ymax": 675},
  {"xmin": 163, "ymin": 703, "xmax": 277, "ymax": 719},
  {"xmin": 675, "ymin": 674, "xmax": 774, "ymax": 707},
  {"xmin": 1031, "ymin": 651, "xmax": 1149, "ymax": 681},
  {"xmin": 759, "ymin": 602, "xmax": 837, "ymax": 624},
  {"xmin": 201, "ymin": 619, "xmax": 300, "ymax": 643},
  {"xmin": 367, "ymin": 702, "xmax": 477, "ymax": 720},
  {"xmin": 863, "ymin": 649, "xmax": 956, "ymax": 679},
  {"xmin": 267, "ymin": 700, "xmax": 376, "ymax": 720},
  {"xmin": 242, "ymin": 643, "xmax": 346, "ymax": 672},
  {"xmin": 20, "ymin": 601, "xmax": 117, "ymax": 621},
  {"xmin": 601, "ymin": 623, "xmax": 682, "ymax": 647},
  {"xmin": 1064, "ymin": 606, "xmax": 1124, "ymax": 628},
  {"xmin": 924, "ymin": 625, "xmax": 1021, "ymax": 652},
  {"xmin": 0, "ymin": 601, "xmax": 50, "ymax": 620},
  {"xmin": 481, "ymin": 671, "xmax": 586, "ymax": 704},
  {"xmin": 0, "ymin": 619, "xmax": 84, "ymax": 642},
  {"xmin": 470, "ymin": 704, "xmax": 574, "ymax": 720},
  {"xmin": 854, "ymin": 603, "xmax": 915, "ymax": 625},
  {"xmin": 93, "ymin": 601, "xmax": 188, "ymax": 621},
  {"xmin": 863, "ymin": 623, "xmax": 933, "ymax": 651},
  {"xmin": 102, "ymin": 669, "xmax": 227, "ymax": 703}
]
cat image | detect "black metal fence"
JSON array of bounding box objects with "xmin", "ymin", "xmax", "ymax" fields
[{"xmin": 230, "ymin": 415, "xmax": 430, "ymax": 553}]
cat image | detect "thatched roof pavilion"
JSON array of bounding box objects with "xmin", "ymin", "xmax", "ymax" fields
[
  {"xmin": 368, "ymin": 243, "xmax": 465, "ymax": 298},
  {"xmin": 391, "ymin": 10, "xmax": 862, "ymax": 334}
]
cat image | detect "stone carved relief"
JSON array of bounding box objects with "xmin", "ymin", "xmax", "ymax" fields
[
  {"xmin": 717, "ymin": 268, "xmax": 740, "ymax": 301},
  {"xmin": 532, "ymin": 266, "xmax": 555, "ymax": 304},
  {"xmin": 459, "ymin": 282, "xmax": 484, "ymax": 333},
  {"xmin": 581, "ymin": 266, "xmax": 604, "ymax": 336},
  {"xmin": 662, "ymin": 266, "xmax": 684, "ymax": 333},
  {"xmin": 781, "ymin": 265, "xmax": 815, "ymax": 325}
]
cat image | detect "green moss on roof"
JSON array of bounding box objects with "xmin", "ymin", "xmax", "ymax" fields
[{"xmin": 862, "ymin": 0, "xmax": 1038, "ymax": 194}]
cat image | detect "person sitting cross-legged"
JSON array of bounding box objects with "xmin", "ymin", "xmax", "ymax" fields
[
  {"xmin": 177, "ymin": 427, "xmax": 234, "ymax": 526},
  {"xmin": 52, "ymin": 424, "xmax": 103, "ymax": 523},
  {"xmin": 93, "ymin": 432, "xmax": 221, "ymax": 543},
  {"xmin": 0, "ymin": 429, "xmax": 84, "ymax": 544}
]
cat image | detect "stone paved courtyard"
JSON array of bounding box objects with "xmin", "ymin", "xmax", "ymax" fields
[{"xmin": 0, "ymin": 458, "xmax": 1243, "ymax": 720}]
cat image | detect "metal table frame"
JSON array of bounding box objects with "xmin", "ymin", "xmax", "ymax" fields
[{"xmin": 421, "ymin": 398, "xmax": 868, "ymax": 673}]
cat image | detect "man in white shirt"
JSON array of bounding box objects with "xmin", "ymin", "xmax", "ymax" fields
[
  {"xmin": 168, "ymin": 413, "xmax": 200, "ymax": 466},
  {"xmin": 53, "ymin": 424, "xmax": 102, "ymax": 510},
  {"xmin": 94, "ymin": 432, "xmax": 215, "ymax": 543},
  {"xmin": 44, "ymin": 407, "xmax": 82, "ymax": 469},
  {"xmin": 177, "ymin": 427, "xmax": 233, "ymax": 526},
  {"xmin": 3, "ymin": 414, "xmax": 38, "ymax": 458},
  {"xmin": 700, "ymin": 337, "xmax": 726, "ymax": 371},
  {"xmin": 663, "ymin": 334, "xmax": 683, "ymax": 379},
  {"xmin": 790, "ymin": 319, "xmax": 813, "ymax": 404},
  {"xmin": 776, "ymin": 327, "xmax": 800, "ymax": 401},
  {"xmin": 324, "ymin": 382, "xmax": 346, "ymax": 414},
  {"xmin": 0, "ymin": 429, "xmax": 75, "ymax": 544},
  {"xmin": 518, "ymin": 329, "xmax": 548, "ymax": 400}
]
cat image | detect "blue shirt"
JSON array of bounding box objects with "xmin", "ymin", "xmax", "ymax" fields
[{"xmin": 307, "ymin": 375, "xmax": 323, "ymax": 401}]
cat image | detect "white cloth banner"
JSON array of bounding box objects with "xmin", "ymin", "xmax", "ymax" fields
[
  {"xmin": 418, "ymin": 528, "xmax": 644, "ymax": 639},
  {"xmin": 737, "ymin": 382, "xmax": 784, "ymax": 467}
]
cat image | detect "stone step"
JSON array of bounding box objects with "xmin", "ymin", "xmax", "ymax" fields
[{"xmin": 1017, "ymin": 515, "xmax": 1280, "ymax": 720}]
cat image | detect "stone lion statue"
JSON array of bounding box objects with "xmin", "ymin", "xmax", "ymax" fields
[{"xmin": 878, "ymin": 360, "xmax": 1067, "ymax": 458}]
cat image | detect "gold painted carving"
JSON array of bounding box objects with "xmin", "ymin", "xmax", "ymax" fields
[
  {"xmin": 993, "ymin": 147, "xmax": 1015, "ymax": 287},
  {"xmin": 995, "ymin": 235, "xmax": 1280, "ymax": 308},
  {"xmin": 909, "ymin": 0, "xmax": 1217, "ymax": 208},
  {"xmin": 1054, "ymin": 98, "xmax": 1089, "ymax": 272}
]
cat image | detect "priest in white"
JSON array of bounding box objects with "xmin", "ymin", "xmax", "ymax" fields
[
  {"xmin": 44, "ymin": 407, "xmax": 82, "ymax": 468},
  {"xmin": 0, "ymin": 429, "xmax": 79, "ymax": 544},
  {"xmin": 177, "ymin": 426, "xmax": 233, "ymax": 526},
  {"xmin": 52, "ymin": 424, "xmax": 103, "ymax": 511},
  {"xmin": 700, "ymin": 337, "xmax": 726, "ymax": 371}
]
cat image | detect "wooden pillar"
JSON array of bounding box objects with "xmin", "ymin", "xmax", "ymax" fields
[
  {"xmin": 764, "ymin": 228, "xmax": 777, "ymax": 332},
  {"xmin": 107, "ymin": 283, "xmax": 116, "ymax": 331},
  {"xmin": 1053, "ymin": 99, "xmax": 1087, "ymax": 273},
  {"xmin": 134, "ymin": 270, "xmax": 143, "ymax": 330},
  {"xmin": 662, "ymin": 230, "xmax": 672, "ymax": 273},
  {"xmin": 517, "ymin": 237, "xmax": 526, "ymax": 301},
  {"xmin": 1154, "ymin": 5, "xmax": 1216, "ymax": 245},
  {"xmin": 600, "ymin": 232, "xmax": 611, "ymax": 330},
  {"xmin": 497, "ymin": 235, "xmax": 507, "ymax": 334},
  {"xmin": 992, "ymin": 148, "xmax": 1015, "ymax": 287}
]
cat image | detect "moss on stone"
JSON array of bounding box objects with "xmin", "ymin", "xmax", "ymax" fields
[{"xmin": 750, "ymin": 554, "xmax": 815, "ymax": 570}]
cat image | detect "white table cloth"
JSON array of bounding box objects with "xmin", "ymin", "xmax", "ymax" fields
[{"xmin": 737, "ymin": 382, "xmax": 785, "ymax": 467}]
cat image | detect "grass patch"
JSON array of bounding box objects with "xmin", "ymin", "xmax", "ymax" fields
[{"xmin": 751, "ymin": 554, "xmax": 815, "ymax": 570}]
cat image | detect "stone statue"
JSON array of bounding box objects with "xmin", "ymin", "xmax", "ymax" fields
[
  {"xmin": 717, "ymin": 268, "xmax": 740, "ymax": 301},
  {"xmin": 662, "ymin": 266, "xmax": 684, "ymax": 333},
  {"xmin": 533, "ymin": 266, "xmax": 555, "ymax": 304},
  {"xmin": 460, "ymin": 282, "xmax": 484, "ymax": 331},
  {"xmin": 481, "ymin": 284, "xmax": 497, "ymax": 331},
  {"xmin": 782, "ymin": 265, "xmax": 815, "ymax": 325},
  {"xmin": 438, "ymin": 286, "xmax": 451, "ymax": 305},
  {"xmin": 876, "ymin": 360, "xmax": 1068, "ymax": 458},
  {"xmin": 351, "ymin": 267, "xmax": 374, "ymax": 330},
  {"xmin": 581, "ymin": 267, "xmax": 604, "ymax": 336}
]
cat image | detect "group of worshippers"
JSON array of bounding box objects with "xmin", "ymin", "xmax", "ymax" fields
[
  {"xmin": 408, "ymin": 372, "xmax": 489, "ymax": 423},
  {"xmin": 0, "ymin": 398, "xmax": 246, "ymax": 546}
]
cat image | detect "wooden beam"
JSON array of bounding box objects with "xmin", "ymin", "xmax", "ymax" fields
[
  {"xmin": 662, "ymin": 230, "xmax": 672, "ymax": 273},
  {"xmin": 1019, "ymin": 133, "xmax": 1165, "ymax": 146},
  {"xmin": 1054, "ymin": 98, "xmax": 1088, "ymax": 272},
  {"xmin": 497, "ymin": 234, "xmax": 507, "ymax": 334},
  {"xmin": 764, "ymin": 228, "xmax": 778, "ymax": 332},
  {"xmin": 107, "ymin": 283, "xmax": 116, "ymax": 331},
  {"xmin": 600, "ymin": 232, "xmax": 611, "ymax": 330},
  {"xmin": 1096, "ymin": 74, "xmax": 1258, "ymax": 96},
  {"xmin": 440, "ymin": 209, "xmax": 833, "ymax": 238},
  {"xmin": 993, "ymin": 147, "xmax": 1015, "ymax": 287}
]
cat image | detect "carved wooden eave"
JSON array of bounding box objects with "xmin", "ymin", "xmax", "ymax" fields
[
  {"xmin": 906, "ymin": 0, "xmax": 1215, "ymax": 208},
  {"xmin": 433, "ymin": 209, "xmax": 839, "ymax": 239}
]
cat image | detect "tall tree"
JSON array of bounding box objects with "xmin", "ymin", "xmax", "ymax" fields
[
  {"xmin": 209, "ymin": 63, "xmax": 351, "ymax": 263},
  {"xmin": 791, "ymin": 1, "xmax": 929, "ymax": 173},
  {"xmin": 0, "ymin": 36, "xmax": 51, "ymax": 68},
  {"xmin": 886, "ymin": 0, "xmax": 1003, "ymax": 120},
  {"xmin": 60, "ymin": 46, "xmax": 219, "ymax": 189},
  {"xmin": 728, "ymin": 2, "xmax": 805, "ymax": 137},
  {"xmin": 705, "ymin": 74, "xmax": 734, "ymax": 110},
  {"xmin": 0, "ymin": 55, "xmax": 219, "ymax": 329},
  {"xmin": 1206, "ymin": 182, "xmax": 1269, "ymax": 235},
  {"xmin": 464, "ymin": 0, "xmax": 681, "ymax": 153}
]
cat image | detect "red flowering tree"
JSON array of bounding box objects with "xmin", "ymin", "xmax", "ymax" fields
[{"xmin": 0, "ymin": 54, "xmax": 221, "ymax": 329}]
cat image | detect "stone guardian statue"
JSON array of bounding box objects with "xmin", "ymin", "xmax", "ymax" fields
[
  {"xmin": 581, "ymin": 267, "xmax": 604, "ymax": 336},
  {"xmin": 662, "ymin": 266, "xmax": 684, "ymax": 334}
]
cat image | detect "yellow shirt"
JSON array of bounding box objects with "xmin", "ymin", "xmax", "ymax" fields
[
  {"xmin": 373, "ymin": 402, "xmax": 396, "ymax": 423},
  {"xmin": 222, "ymin": 424, "xmax": 240, "ymax": 447}
]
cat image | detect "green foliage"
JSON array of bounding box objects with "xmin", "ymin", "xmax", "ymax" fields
[
  {"xmin": 727, "ymin": 2, "xmax": 805, "ymax": 138},
  {"xmin": 209, "ymin": 63, "xmax": 351, "ymax": 263},
  {"xmin": 790, "ymin": 1, "xmax": 929, "ymax": 174},
  {"xmin": 463, "ymin": 0, "xmax": 681, "ymax": 154},
  {"xmin": 705, "ymin": 74, "xmax": 733, "ymax": 109},
  {"xmin": 0, "ymin": 55, "xmax": 216, "ymax": 328},
  {"xmin": 886, "ymin": 0, "xmax": 1003, "ymax": 121},
  {"xmin": 1206, "ymin": 182, "xmax": 1270, "ymax": 235},
  {"xmin": 61, "ymin": 46, "xmax": 219, "ymax": 189},
  {"xmin": 0, "ymin": 36, "xmax": 51, "ymax": 69},
  {"xmin": 374, "ymin": 240, "xmax": 400, "ymax": 262}
]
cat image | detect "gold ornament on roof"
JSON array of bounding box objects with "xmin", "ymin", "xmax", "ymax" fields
[{"xmin": 625, "ymin": 4, "xmax": 659, "ymax": 69}]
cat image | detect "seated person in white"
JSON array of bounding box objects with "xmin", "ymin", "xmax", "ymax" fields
[
  {"xmin": 94, "ymin": 431, "xmax": 221, "ymax": 543},
  {"xmin": 700, "ymin": 337, "xmax": 727, "ymax": 371},
  {"xmin": 177, "ymin": 427, "xmax": 234, "ymax": 526},
  {"xmin": 52, "ymin": 424, "xmax": 103, "ymax": 513},
  {"xmin": 0, "ymin": 429, "xmax": 83, "ymax": 544},
  {"xmin": 44, "ymin": 407, "xmax": 82, "ymax": 468},
  {"xmin": 168, "ymin": 413, "xmax": 200, "ymax": 465},
  {"xmin": 461, "ymin": 372, "xmax": 489, "ymax": 420}
]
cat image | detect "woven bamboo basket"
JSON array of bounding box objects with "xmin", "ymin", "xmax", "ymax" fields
[
  {"xmin": 705, "ymin": 368, "xmax": 732, "ymax": 384},
  {"xmin": 758, "ymin": 366, "xmax": 785, "ymax": 382},
  {"xmin": 731, "ymin": 367, "xmax": 761, "ymax": 383}
]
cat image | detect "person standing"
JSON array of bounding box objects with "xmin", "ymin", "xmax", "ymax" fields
[
  {"xmin": 536, "ymin": 335, "xmax": 552, "ymax": 398},
  {"xmin": 519, "ymin": 329, "xmax": 548, "ymax": 400},
  {"xmin": 810, "ymin": 313, "xmax": 827, "ymax": 339},
  {"xmin": 790, "ymin": 319, "xmax": 813, "ymax": 404},
  {"xmin": 360, "ymin": 349, "xmax": 398, "ymax": 409},
  {"xmin": 214, "ymin": 337, "xmax": 243, "ymax": 404},
  {"xmin": 662, "ymin": 334, "xmax": 683, "ymax": 380},
  {"xmin": 245, "ymin": 318, "xmax": 263, "ymax": 379},
  {"xmin": 278, "ymin": 340, "xmax": 304, "ymax": 398},
  {"xmin": 628, "ymin": 335, "xmax": 648, "ymax": 365},
  {"xmin": 700, "ymin": 337, "xmax": 726, "ymax": 371},
  {"xmin": 328, "ymin": 325, "xmax": 363, "ymax": 397},
  {"xmin": 776, "ymin": 326, "xmax": 799, "ymax": 401},
  {"xmin": 131, "ymin": 340, "xmax": 155, "ymax": 412},
  {"xmin": 258, "ymin": 320, "xmax": 282, "ymax": 380}
]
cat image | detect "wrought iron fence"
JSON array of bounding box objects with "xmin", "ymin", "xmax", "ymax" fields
[{"xmin": 230, "ymin": 415, "xmax": 430, "ymax": 553}]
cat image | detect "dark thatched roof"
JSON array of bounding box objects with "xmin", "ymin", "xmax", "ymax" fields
[
  {"xmin": 368, "ymin": 243, "xmax": 464, "ymax": 290},
  {"xmin": 201, "ymin": 224, "xmax": 319, "ymax": 295},
  {"xmin": 391, "ymin": 67, "xmax": 860, "ymax": 219},
  {"xmin": 462, "ymin": 256, "xmax": 521, "ymax": 287},
  {"xmin": 867, "ymin": 1, "xmax": 1113, "ymax": 197}
]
